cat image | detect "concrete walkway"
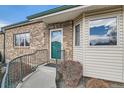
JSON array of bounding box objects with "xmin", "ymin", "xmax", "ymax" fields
[{"xmin": 19, "ymin": 65, "xmax": 56, "ymax": 88}]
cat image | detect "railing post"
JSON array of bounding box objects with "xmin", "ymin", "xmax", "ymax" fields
[
  {"xmin": 8, "ymin": 66, "xmax": 10, "ymax": 88},
  {"xmin": 6, "ymin": 74, "xmax": 8, "ymax": 88},
  {"xmin": 55, "ymin": 49, "xmax": 58, "ymax": 76},
  {"xmin": 47, "ymin": 50, "xmax": 49, "ymax": 64},
  {"xmin": 63, "ymin": 50, "xmax": 65, "ymax": 62},
  {"xmin": 20, "ymin": 58, "xmax": 23, "ymax": 82}
]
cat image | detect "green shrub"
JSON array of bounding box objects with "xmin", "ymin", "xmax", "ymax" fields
[
  {"xmin": 0, "ymin": 52, "xmax": 2, "ymax": 62},
  {"xmin": 0, "ymin": 63, "xmax": 2, "ymax": 86}
]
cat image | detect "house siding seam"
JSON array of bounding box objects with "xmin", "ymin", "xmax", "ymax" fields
[
  {"xmin": 83, "ymin": 7, "xmax": 124, "ymax": 83},
  {"xmin": 122, "ymin": 6, "xmax": 124, "ymax": 81},
  {"xmin": 5, "ymin": 22, "xmax": 49, "ymax": 60}
]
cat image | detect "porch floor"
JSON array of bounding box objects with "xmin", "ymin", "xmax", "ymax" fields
[{"xmin": 19, "ymin": 65, "xmax": 56, "ymax": 88}]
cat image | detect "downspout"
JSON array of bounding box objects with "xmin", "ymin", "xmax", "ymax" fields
[
  {"xmin": 3, "ymin": 32, "xmax": 5, "ymax": 64},
  {"xmin": 72, "ymin": 20, "xmax": 74, "ymax": 61},
  {"xmin": 1, "ymin": 29, "xmax": 5, "ymax": 64}
]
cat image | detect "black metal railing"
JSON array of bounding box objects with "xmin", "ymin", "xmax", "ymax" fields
[{"xmin": 1, "ymin": 49, "xmax": 48, "ymax": 88}]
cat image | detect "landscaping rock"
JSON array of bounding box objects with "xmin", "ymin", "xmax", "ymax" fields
[
  {"xmin": 86, "ymin": 78, "xmax": 110, "ymax": 88},
  {"xmin": 58, "ymin": 60, "xmax": 83, "ymax": 87}
]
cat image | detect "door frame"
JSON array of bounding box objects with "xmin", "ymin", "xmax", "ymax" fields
[{"xmin": 50, "ymin": 28, "xmax": 63, "ymax": 59}]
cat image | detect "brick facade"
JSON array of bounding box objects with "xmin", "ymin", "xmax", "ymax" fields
[
  {"xmin": 2, "ymin": 20, "xmax": 73, "ymax": 61},
  {"xmin": 4, "ymin": 22, "xmax": 49, "ymax": 60}
]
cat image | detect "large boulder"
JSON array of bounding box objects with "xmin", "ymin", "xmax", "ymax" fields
[
  {"xmin": 58, "ymin": 60, "xmax": 83, "ymax": 87},
  {"xmin": 86, "ymin": 78, "xmax": 110, "ymax": 88}
]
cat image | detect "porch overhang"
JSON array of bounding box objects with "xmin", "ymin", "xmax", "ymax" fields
[{"xmin": 30, "ymin": 5, "xmax": 116, "ymax": 24}]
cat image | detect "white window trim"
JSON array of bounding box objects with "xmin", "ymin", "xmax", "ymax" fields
[
  {"xmin": 14, "ymin": 32, "xmax": 30, "ymax": 47},
  {"xmin": 73, "ymin": 22, "xmax": 81, "ymax": 47},
  {"xmin": 88, "ymin": 15, "xmax": 119, "ymax": 48}
]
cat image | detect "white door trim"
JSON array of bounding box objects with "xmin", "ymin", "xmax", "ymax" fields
[{"xmin": 50, "ymin": 28, "xmax": 63, "ymax": 59}]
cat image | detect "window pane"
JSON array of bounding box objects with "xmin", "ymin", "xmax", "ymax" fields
[
  {"xmin": 14, "ymin": 33, "xmax": 30, "ymax": 47},
  {"xmin": 15, "ymin": 35, "xmax": 20, "ymax": 46},
  {"xmin": 20, "ymin": 34, "xmax": 25, "ymax": 46},
  {"xmin": 75, "ymin": 24, "xmax": 80, "ymax": 46},
  {"xmin": 90, "ymin": 17, "xmax": 117, "ymax": 46},
  {"xmin": 25, "ymin": 33, "xmax": 30, "ymax": 46}
]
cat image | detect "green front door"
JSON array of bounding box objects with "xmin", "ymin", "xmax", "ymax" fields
[{"xmin": 51, "ymin": 30, "xmax": 62, "ymax": 59}]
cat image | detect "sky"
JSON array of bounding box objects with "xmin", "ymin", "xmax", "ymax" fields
[
  {"xmin": 90, "ymin": 17, "xmax": 116, "ymax": 35},
  {"xmin": 51, "ymin": 31, "xmax": 62, "ymax": 42},
  {"xmin": 0, "ymin": 5, "xmax": 61, "ymax": 30}
]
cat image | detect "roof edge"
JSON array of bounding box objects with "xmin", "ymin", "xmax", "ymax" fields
[
  {"xmin": 2, "ymin": 20, "xmax": 42, "ymax": 30},
  {"xmin": 27, "ymin": 5, "xmax": 81, "ymax": 20},
  {"xmin": 2, "ymin": 5, "xmax": 81, "ymax": 30}
]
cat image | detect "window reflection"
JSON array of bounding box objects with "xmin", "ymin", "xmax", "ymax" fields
[{"xmin": 14, "ymin": 33, "xmax": 30, "ymax": 47}]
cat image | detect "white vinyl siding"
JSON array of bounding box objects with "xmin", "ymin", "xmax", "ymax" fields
[
  {"xmin": 73, "ymin": 6, "xmax": 124, "ymax": 83},
  {"xmin": 83, "ymin": 7, "xmax": 124, "ymax": 82},
  {"xmin": 73, "ymin": 19, "xmax": 83, "ymax": 63}
]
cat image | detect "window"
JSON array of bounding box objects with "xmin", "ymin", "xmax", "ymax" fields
[
  {"xmin": 14, "ymin": 33, "xmax": 30, "ymax": 47},
  {"xmin": 75, "ymin": 24, "xmax": 80, "ymax": 46},
  {"xmin": 90, "ymin": 17, "xmax": 117, "ymax": 46}
]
